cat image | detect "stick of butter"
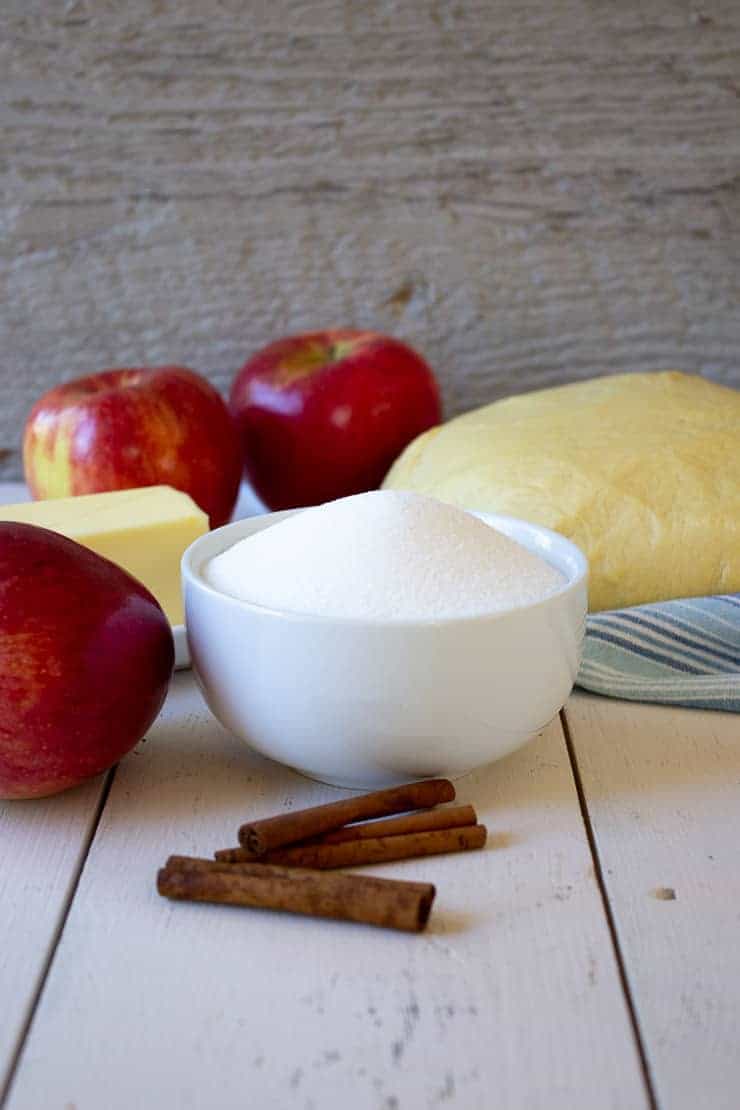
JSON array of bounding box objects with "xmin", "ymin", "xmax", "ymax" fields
[{"xmin": 0, "ymin": 485, "xmax": 208, "ymax": 625}]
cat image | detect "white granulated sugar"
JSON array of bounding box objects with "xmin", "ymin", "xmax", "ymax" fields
[{"xmin": 205, "ymin": 490, "xmax": 564, "ymax": 621}]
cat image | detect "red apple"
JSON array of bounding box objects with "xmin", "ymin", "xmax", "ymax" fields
[
  {"xmin": 229, "ymin": 330, "xmax": 441, "ymax": 509},
  {"xmin": 0, "ymin": 522, "xmax": 174, "ymax": 799},
  {"xmin": 23, "ymin": 367, "xmax": 242, "ymax": 528}
]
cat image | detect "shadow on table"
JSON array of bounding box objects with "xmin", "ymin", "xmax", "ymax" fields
[
  {"xmin": 563, "ymin": 691, "xmax": 740, "ymax": 799},
  {"xmin": 109, "ymin": 677, "xmax": 592, "ymax": 840}
]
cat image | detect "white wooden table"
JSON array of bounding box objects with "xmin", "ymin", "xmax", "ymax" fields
[{"xmin": 2, "ymin": 484, "xmax": 738, "ymax": 1110}]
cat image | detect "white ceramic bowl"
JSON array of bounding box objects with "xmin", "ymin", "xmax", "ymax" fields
[{"xmin": 182, "ymin": 510, "xmax": 588, "ymax": 788}]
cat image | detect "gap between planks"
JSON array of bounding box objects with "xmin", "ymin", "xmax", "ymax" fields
[
  {"xmin": 1, "ymin": 701, "xmax": 655, "ymax": 1109},
  {"xmin": 4, "ymin": 683, "xmax": 649, "ymax": 1110},
  {"xmin": 559, "ymin": 706, "xmax": 659, "ymax": 1110},
  {"xmin": 0, "ymin": 767, "xmax": 117, "ymax": 1109}
]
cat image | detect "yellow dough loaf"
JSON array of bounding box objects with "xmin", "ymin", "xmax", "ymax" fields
[{"xmin": 384, "ymin": 371, "xmax": 740, "ymax": 611}]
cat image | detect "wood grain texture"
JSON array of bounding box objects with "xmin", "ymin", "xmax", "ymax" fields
[
  {"xmin": 6, "ymin": 677, "xmax": 648, "ymax": 1109},
  {"xmin": 1, "ymin": 1, "xmax": 739, "ymax": 477},
  {"xmin": 0, "ymin": 482, "xmax": 108, "ymax": 1097},
  {"xmin": 0, "ymin": 778, "xmax": 107, "ymax": 1101},
  {"xmin": 564, "ymin": 693, "xmax": 740, "ymax": 1110}
]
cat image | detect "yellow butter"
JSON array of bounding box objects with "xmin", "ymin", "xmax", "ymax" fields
[{"xmin": 0, "ymin": 485, "xmax": 208, "ymax": 625}]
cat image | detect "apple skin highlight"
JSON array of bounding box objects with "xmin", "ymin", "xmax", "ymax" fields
[
  {"xmin": 0, "ymin": 523, "xmax": 174, "ymax": 799},
  {"xmin": 23, "ymin": 367, "xmax": 243, "ymax": 528},
  {"xmin": 229, "ymin": 330, "xmax": 441, "ymax": 510}
]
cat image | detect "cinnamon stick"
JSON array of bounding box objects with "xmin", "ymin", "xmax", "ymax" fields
[
  {"xmin": 158, "ymin": 856, "xmax": 435, "ymax": 933},
  {"xmin": 237, "ymin": 778, "xmax": 455, "ymax": 857},
  {"xmin": 261, "ymin": 824, "xmax": 487, "ymax": 869},
  {"xmin": 215, "ymin": 804, "xmax": 477, "ymax": 862}
]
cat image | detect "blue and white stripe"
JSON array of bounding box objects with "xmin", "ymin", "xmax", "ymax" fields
[{"xmin": 576, "ymin": 595, "xmax": 740, "ymax": 712}]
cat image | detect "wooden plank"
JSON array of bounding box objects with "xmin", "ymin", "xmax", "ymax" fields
[
  {"xmin": 0, "ymin": 779, "xmax": 108, "ymax": 1100},
  {"xmin": 0, "ymin": 480, "xmax": 110, "ymax": 1096},
  {"xmin": 564, "ymin": 692, "xmax": 740, "ymax": 1110},
  {"xmin": 7, "ymin": 675, "xmax": 648, "ymax": 1109},
  {"xmin": 2, "ymin": 1, "xmax": 740, "ymax": 478}
]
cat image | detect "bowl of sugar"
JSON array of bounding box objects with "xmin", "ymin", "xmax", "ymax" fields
[{"xmin": 182, "ymin": 491, "xmax": 587, "ymax": 788}]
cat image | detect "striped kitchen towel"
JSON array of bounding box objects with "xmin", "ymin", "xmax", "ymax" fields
[{"xmin": 576, "ymin": 595, "xmax": 740, "ymax": 712}]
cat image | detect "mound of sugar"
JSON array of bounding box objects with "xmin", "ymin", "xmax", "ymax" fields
[{"xmin": 205, "ymin": 490, "xmax": 564, "ymax": 620}]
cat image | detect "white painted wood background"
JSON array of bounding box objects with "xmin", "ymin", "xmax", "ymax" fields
[
  {"xmin": 5, "ymin": 680, "xmax": 649, "ymax": 1110},
  {"xmin": 2, "ymin": 0, "xmax": 740, "ymax": 1101},
  {"xmin": 1, "ymin": 478, "xmax": 739, "ymax": 1108},
  {"xmin": 1, "ymin": 0, "xmax": 739, "ymax": 478},
  {"xmin": 3, "ymin": 685, "xmax": 738, "ymax": 1108},
  {"xmin": 0, "ymin": 778, "xmax": 108, "ymax": 1097},
  {"xmin": 566, "ymin": 695, "xmax": 740, "ymax": 1110}
]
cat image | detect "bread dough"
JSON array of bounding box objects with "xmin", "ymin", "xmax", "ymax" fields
[{"xmin": 383, "ymin": 371, "xmax": 740, "ymax": 611}]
